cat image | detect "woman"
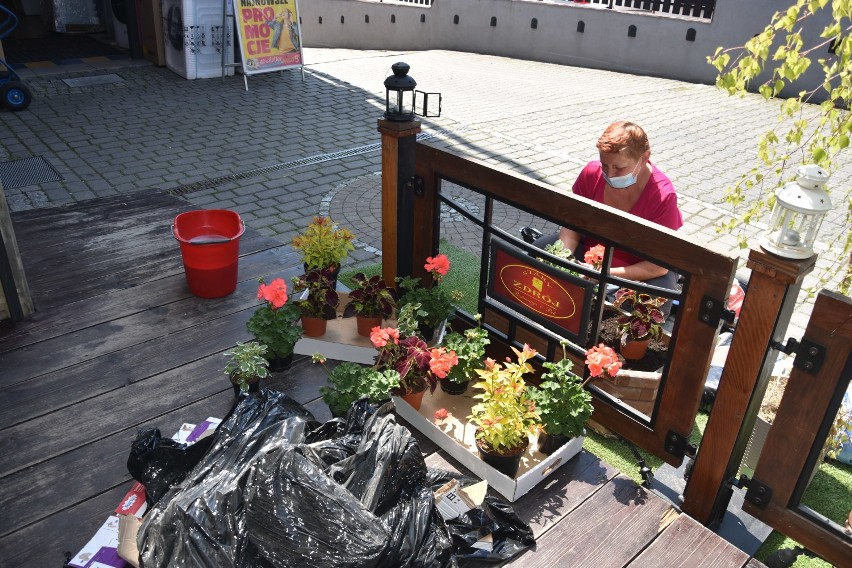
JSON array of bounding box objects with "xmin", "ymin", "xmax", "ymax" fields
[{"xmin": 539, "ymin": 121, "xmax": 682, "ymax": 291}]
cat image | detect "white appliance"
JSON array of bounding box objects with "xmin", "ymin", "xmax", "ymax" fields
[{"xmin": 162, "ymin": 0, "xmax": 234, "ymax": 80}]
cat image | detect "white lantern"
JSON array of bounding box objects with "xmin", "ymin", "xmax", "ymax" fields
[{"xmin": 760, "ymin": 165, "xmax": 832, "ymax": 259}]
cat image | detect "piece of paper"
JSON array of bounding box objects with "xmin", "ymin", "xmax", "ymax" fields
[
  {"xmin": 187, "ymin": 417, "xmax": 222, "ymax": 444},
  {"xmin": 434, "ymin": 479, "xmax": 480, "ymax": 521},
  {"xmin": 114, "ymin": 482, "xmax": 146, "ymax": 518},
  {"xmin": 67, "ymin": 516, "xmax": 126, "ymax": 568}
]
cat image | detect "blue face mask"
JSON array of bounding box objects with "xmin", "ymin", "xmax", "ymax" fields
[{"xmin": 603, "ymin": 160, "xmax": 642, "ymax": 189}]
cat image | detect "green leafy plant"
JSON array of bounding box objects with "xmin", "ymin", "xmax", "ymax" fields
[
  {"xmin": 293, "ymin": 267, "xmax": 340, "ymax": 319},
  {"xmin": 397, "ymin": 254, "xmax": 461, "ymax": 330},
  {"xmin": 313, "ymin": 356, "xmax": 400, "ymax": 416},
  {"xmin": 441, "ymin": 314, "xmax": 490, "ymax": 387},
  {"xmin": 612, "ymin": 288, "xmax": 666, "ymax": 344},
  {"xmin": 823, "ymin": 404, "xmax": 852, "ymax": 461},
  {"xmin": 246, "ymin": 278, "xmax": 302, "ymax": 359},
  {"xmin": 291, "ymin": 216, "xmax": 355, "ymax": 271},
  {"xmin": 469, "ymin": 344, "xmax": 541, "ymax": 455},
  {"xmin": 224, "ymin": 341, "xmax": 270, "ymax": 392},
  {"xmin": 370, "ymin": 309, "xmax": 459, "ymax": 395},
  {"xmin": 343, "ymin": 273, "xmax": 397, "ymax": 318},
  {"xmin": 708, "ymin": 0, "xmax": 851, "ymax": 294},
  {"xmin": 528, "ymin": 343, "xmax": 594, "ymax": 439}
]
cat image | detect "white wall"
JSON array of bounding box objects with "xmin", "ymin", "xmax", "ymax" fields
[{"xmin": 299, "ymin": 0, "xmax": 834, "ymax": 98}]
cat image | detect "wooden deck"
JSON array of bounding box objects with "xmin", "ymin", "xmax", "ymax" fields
[{"xmin": 0, "ymin": 191, "xmax": 761, "ymax": 567}]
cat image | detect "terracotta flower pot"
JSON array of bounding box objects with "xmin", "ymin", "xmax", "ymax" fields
[
  {"xmin": 301, "ymin": 316, "xmax": 328, "ymax": 337},
  {"xmin": 400, "ymin": 387, "xmax": 427, "ymax": 411},
  {"xmin": 356, "ymin": 314, "xmax": 383, "ymax": 337},
  {"xmin": 476, "ymin": 437, "xmax": 528, "ymax": 478},
  {"xmin": 620, "ymin": 338, "xmax": 650, "ymax": 360}
]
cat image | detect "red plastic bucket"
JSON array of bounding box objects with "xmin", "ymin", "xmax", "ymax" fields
[{"xmin": 172, "ymin": 210, "xmax": 245, "ymax": 298}]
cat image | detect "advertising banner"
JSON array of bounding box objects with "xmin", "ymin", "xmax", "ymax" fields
[
  {"xmin": 233, "ymin": 0, "xmax": 303, "ymax": 75},
  {"xmin": 487, "ymin": 240, "xmax": 595, "ymax": 342}
]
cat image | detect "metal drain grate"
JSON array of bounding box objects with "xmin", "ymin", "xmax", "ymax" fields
[
  {"xmin": 62, "ymin": 74, "xmax": 125, "ymax": 88},
  {"xmin": 0, "ymin": 157, "xmax": 63, "ymax": 190},
  {"xmin": 168, "ymin": 128, "xmax": 465, "ymax": 197}
]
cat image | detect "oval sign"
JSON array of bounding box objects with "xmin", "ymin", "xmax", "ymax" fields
[{"xmin": 498, "ymin": 264, "xmax": 577, "ymax": 320}]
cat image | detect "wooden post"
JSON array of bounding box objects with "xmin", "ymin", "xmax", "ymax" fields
[
  {"xmin": 377, "ymin": 118, "xmax": 421, "ymax": 288},
  {"xmin": 0, "ymin": 181, "xmax": 34, "ymax": 323},
  {"xmin": 682, "ymin": 248, "xmax": 816, "ymax": 525}
]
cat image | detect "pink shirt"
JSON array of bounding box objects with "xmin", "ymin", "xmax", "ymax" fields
[{"xmin": 572, "ymin": 161, "xmax": 682, "ymax": 267}]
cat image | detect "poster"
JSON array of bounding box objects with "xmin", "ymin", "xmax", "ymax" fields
[{"xmin": 233, "ymin": 0, "xmax": 303, "ymax": 74}]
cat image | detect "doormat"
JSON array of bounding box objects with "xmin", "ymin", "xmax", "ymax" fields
[
  {"xmin": 62, "ymin": 74, "xmax": 125, "ymax": 87},
  {"xmin": 0, "ymin": 157, "xmax": 64, "ymax": 190}
]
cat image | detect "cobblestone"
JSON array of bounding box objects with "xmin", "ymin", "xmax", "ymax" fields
[{"xmin": 2, "ymin": 49, "xmax": 849, "ymax": 338}]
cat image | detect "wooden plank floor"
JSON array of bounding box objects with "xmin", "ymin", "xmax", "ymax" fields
[{"xmin": 0, "ymin": 191, "xmax": 760, "ymax": 567}]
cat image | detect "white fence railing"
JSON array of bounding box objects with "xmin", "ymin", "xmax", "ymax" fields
[{"xmin": 580, "ymin": 0, "xmax": 714, "ymax": 19}]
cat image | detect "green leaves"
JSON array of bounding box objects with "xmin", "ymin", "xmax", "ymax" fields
[{"xmin": 709, "ymin": 0, "xmax": 851, "ymax": 294}]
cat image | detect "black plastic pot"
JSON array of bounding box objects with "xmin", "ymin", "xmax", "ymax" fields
[
  {"xmin": 440, "ymin": 379, "xmax": 469, "ymax": 395},
  {"xmin": 537, "ymin": 432, "xmax": 571, "ymax": 455}
]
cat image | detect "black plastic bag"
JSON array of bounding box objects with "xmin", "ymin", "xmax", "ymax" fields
[
  {"xmin": 127, "ymin": 427, "xmax": 215, "ymax": 506},
  {"xmin": 427, "ymin": 470, "xmax": 535, "ymax": 564},
  {"xmin": 136, "ymin": 391, "xmax": 533, "ymax": 567}
]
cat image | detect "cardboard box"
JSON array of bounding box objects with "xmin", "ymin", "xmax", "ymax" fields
[{"xmin": 394, "ymin": 388, "xmax": 584, "ymax": 502}]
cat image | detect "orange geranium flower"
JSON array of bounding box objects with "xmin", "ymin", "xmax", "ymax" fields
[
  {"xmin": 585, "ymin": 343, "xmax": 622, "ymax": 378},
  {"xmin": 424, "ymin": 254, "xmax": 450, "ymax": 278},
  {"xmin": 428, "ymin": 347, "xmax": 459, "ymax": 379},
  {"xmin": 257, "ymin": 278, "xmax": 288, "ymax": 308},
  {"xmin": 584, "ymin": 244, "xmax": 606, "ymax": 271},
  {"xmin": 369, "ymin": 326, "xmax": 400, "ymax": 348}
]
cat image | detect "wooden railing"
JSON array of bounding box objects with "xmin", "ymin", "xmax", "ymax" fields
[
  {"xmin": 742, "ymin": 291, "xmax": 852, "ymax": 565},
  {"xmin": 410, "ymin": 141, "xmax": 737, "ymax": 471}
]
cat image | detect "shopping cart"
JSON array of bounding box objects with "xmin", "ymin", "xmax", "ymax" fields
[{"xmin": 0, "ymin": 5, "xmax": 32, "ymax": 111}]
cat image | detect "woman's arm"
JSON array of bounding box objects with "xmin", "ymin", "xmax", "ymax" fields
[
  {"xmin": 611, "ymin": 261, "xmax": 668, "ymax": 282},
  {"xmin": 558, "ymin": 227, "xmax": 581, "ymax": 254}
]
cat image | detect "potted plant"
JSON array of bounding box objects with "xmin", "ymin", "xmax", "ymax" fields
[
  {"xmin": 397, "ymin": 254, "xmax": 460, "ymax": 340},
  {"xmin": 342, "ymin": 272, "xmax": 397, "ymax": 337},
  {"xmin": 468, "ymin": 344, "xmax": 541, "ymax": 478},
  {"xmin": 528, "ymin": 341, "xmax": 614, "ymax": 455},
  {"xmin": 291, "ymin": 216, "xmax": 354, "ymax": 281},
  {"xmin": 313, "ymin": 355, "xmax": 400, "ymax": 417},
  {"xmin": 440, "ymin": 313, "xmax": 490, "ymax": 395},
  {"xmin": 611, "ymin": 288, "xmax": 667, "ymax": 360},
  {"xmin": 371, "ymin": 303, "xmax": 459, "ymax": 410},
  {"xmin": 224, "ymin": 341, "xmax": 270, "ymax": 396},
  {"xmin": 245, "ymin": 277, "xmax": 302, "ymax": 371},
  {"xmin": 293, "ymin": 267, "xmax": 340, "ymax": 337}
]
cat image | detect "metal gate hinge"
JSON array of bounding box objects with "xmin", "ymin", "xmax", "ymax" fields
[
  {"xmin": 698, "ymin": 295, "xmax": 736, "ymax": 328},
  {"xmin": 744, "ymin": 477, "xmax": 773, "ymax": 509},
  {"xmin": 404, "ymin": 176, "xmax": 424, "ymax": 196},
  {"xmin": 664, "ymin": 430, "xmax": 690, "ymax": 459},
  {"xmin": 773, "ymin": 337, "xmax": 825, "ymax": 375},
  {"xmin": 730, "ymin": 474, "xmax": 773, "ymax": 509}
]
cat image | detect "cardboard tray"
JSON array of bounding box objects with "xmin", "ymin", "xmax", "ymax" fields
[
  {"xmin": 292, "ymin": 293, "xmax": 384, "ymax": 364},
  {"xmin": 393, "ymin": 387, "xmax": 584, "ymax": 502}
]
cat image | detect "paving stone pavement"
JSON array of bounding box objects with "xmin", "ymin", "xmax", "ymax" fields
[{"xmin": 1, "ymin": 48, "xmax": 849, "ymax": 337}]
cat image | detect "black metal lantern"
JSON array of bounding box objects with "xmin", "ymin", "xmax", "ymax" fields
[{"xmin": 384, "ymin": 62, "xmax": 417, "ymax": 121}]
